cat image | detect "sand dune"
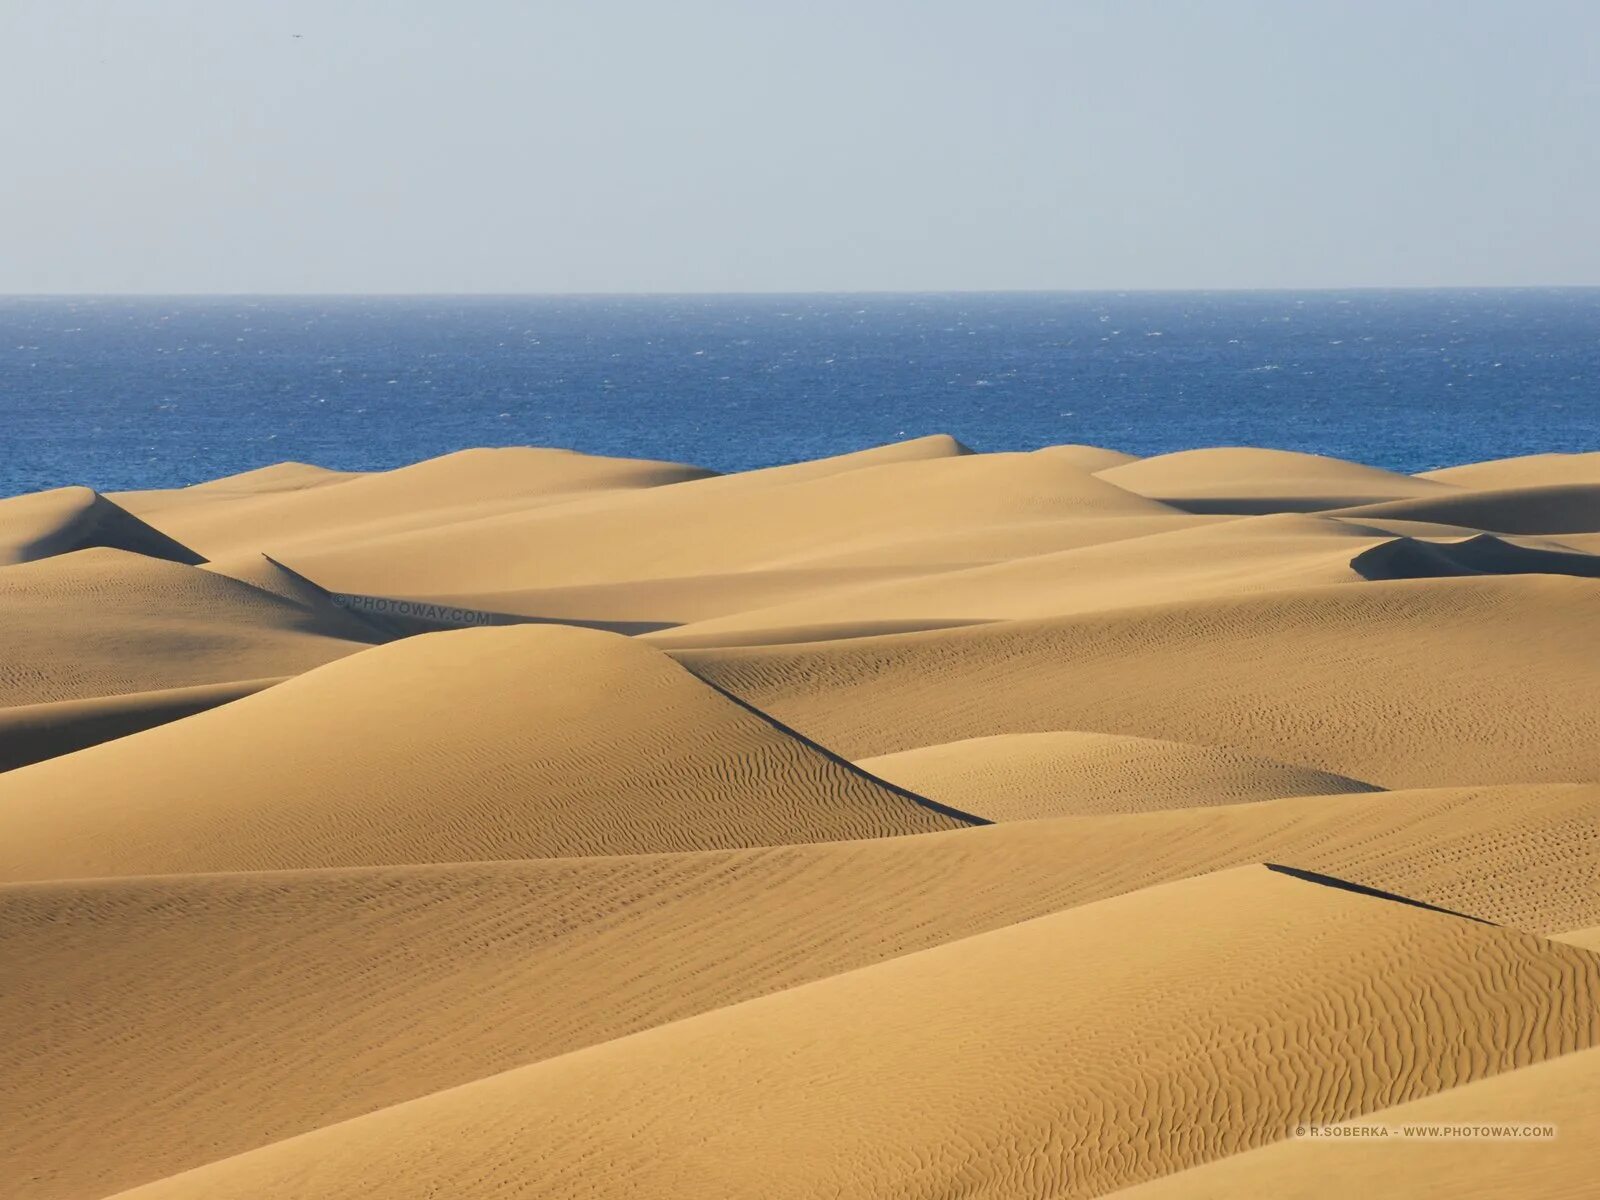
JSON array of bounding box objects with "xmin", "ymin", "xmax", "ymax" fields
[
  {"xmin": 0, "ymin": 624, "xmax": 968, "ymax": 882},
  {"xmin": 682, "ymin": 430, "xmax": 973, "ymax": 484},
  {"xmin": 1114, "ymin": 1045, "xmax": 1600, "ymax": 1199},
  {"xmin": 680, "ymin": 573, "xmax": 1600, "ymax": 785},
  {"xmin": 1418, "ymin": 449, "xmax": 1600, "ymax": 490},
  {"xmin": 1331, "ymin": 481, "xmax": 1600, "ymax": 534},
  {"xmin": 0, "ymin": 486, "xmax": 203, "ymax": 565},
  {"xmin": 116, "ymin": 446, "xmax": 713, "ymax": 559},
  {"xmin": 274, "ymin": 445, "xmax": 1181, "ymax": 602},
  {"xmin": 649, "ymin": 512, "xmax": 1394, "ymax": 646},
  {"xmin": 856, "ymin": 731, "xmax": 1377, "ymax": 819},
  {"xmin": 1349, "ymin": 530, "xmax": 1600, "ymax": 580},
  {"xmin": 0, "ymin": 548, "xmax": 374, "ymax": 708},
  {"xmin": 1095, "ymin": 446, "xmax": 1458, "ymax": 513},
  {"xmin": 369, "ymin": 564, "xmax": 952, "ymax": 633},
  {"xmin": 1033, "ymin": 442, "xmax": 1141, "ymax": 470},
  {"xmin": 89, "ymin": 867, "xmax": 1600, "ymax": 1200},
  {"xmin": 9, "ymin": 781, "xmax": 1599, "ymax": 1198},
  {"xmin": 198, "ymin": 552, "xmax": 403, "ymax": 636},
  {"xmin": 11, "ymin": 440, "xmax": 1600, "ymax": 1198},
  {"xmin": 655, "ymin": 518, "xmax": 1600, "ymax": 649},
  {"xmin": 109, "ymin": 461, "xmax": 365, "ymax": 523}
]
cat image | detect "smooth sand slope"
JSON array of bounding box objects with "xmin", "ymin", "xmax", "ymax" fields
[
  {"xmin": 680, "ymin": 574, "xmax": 1600, "ymax": 785},
  {"xmin": 8, "ymin": 782, "xmax": 1600, "ymax": 1199},
  {"xmin": 1554, "ymin": 926, "xmax": 1600, "ymax": 953},
  {"xmin": 114, "ymin": 460, "xmax": 364, "ymax": 507},
  {"xmin": 1033, "ymin": 442, "xmax": 1141, "ymax": 471},
  {"xmin": 1095, "ymin": 446, "xmax": 1459, "ymax": 512},
  {"xmin": 7, "ymin": 439, "xmax": 1599, "ymax": 1199},
  {"xmin": 0, "ymin": 624, "xmax": 968, "ymax": 882},
  {"xmin": 91, "ymin": 868, "xmax": 1600, "ymax": 1200},
  {"xmin": 856, "ymin": 731, "xmax": 1377, "ymax": 819},
  {"xmin": 1418, "ymin": 449, "xmax": 1600, "ymax": 490},
  {"xmin": 1114, "ymin": 1045, "xmax": 1600, "ymax": 1199},
  {"xmin": 113, "ymin": 446, "xmax": 713, "ymax": 559}
]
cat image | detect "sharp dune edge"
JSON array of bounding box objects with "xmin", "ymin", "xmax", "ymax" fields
[
  {"xmin": 5, "ymin": 438, "xmax": 1599, "ymax": 1199},
  {"xmin": 0, "ymin": 486, "xmax": 204, "ymax": 566}
]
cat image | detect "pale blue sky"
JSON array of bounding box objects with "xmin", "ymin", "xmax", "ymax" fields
[{"xmin": 3, "ymin": 1, "xmax": 1596, "ymax": 292}]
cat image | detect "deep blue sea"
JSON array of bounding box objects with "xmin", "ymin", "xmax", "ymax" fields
[{"xmin": 1, "ymin": 291, "xmax": 1596, "ymax": 496}]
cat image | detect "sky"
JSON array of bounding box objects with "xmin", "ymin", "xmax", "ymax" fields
[{"xmin": 3, "ymin": 0, "xmax": 1597, "ymax": 293}]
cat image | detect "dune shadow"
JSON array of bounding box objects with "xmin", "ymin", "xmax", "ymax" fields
[
  {"xmin": 1263, "ymin": 863, "xmax": 1494, "ymax": 924},
  {"xmin": 1350, "ymin": 533, "xmax": 1600, "ymax": 582}
]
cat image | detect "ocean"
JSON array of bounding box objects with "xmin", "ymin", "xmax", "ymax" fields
[{"xmin": 1, "ymin": 290, "xmax": 1596, "ymax": 496}]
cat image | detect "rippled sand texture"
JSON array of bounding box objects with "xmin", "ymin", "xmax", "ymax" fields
[{"xmin": 5, "ymin": 439, "xmax": 1600, "ymax": 1199}]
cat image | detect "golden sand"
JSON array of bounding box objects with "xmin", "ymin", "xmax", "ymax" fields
[{"xmin": 3, "ymin": 440, "xmax": 1597, "ymax": 1199}]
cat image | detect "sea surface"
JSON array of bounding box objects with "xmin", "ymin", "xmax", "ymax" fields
[{"xmin": 1, "ymin": 291, "xmax": 1596, "ymax": 496}]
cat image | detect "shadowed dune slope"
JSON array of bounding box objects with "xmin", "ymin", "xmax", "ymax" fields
[
  {"xmin": 0, "ymin": 548, "xmax": 375, "ymax": 708},
  {"xmin": 277, "ymin": 447, "xmax": 1181, "ymax": 600},
  {"xmin": 198, "ymin": 552, "xmax": 400, "ymax": 637},
  {"xmin": 678, "ymin": 574, "xmax": 1600, "ymax": 785},
  {"xmin": 856, "ymin": 731, "xmax": 1377, "ymax": 819},
  {"xmin": 1418, "ymin": 450, "xmax": 1600, "ymax": 490},
  {"xmin": 0, "ymin": 678, "xmax": 280, "ymax": 773},
  {"xmin": 0, "ymin": 486, "xmax": 203, "ymax": 566},
  {"xmin": 6, "ymin": 783, "xmax": 1598, "ymax": 1200},
  {"xmin": 1350, "ymin": 531, "xmax": 1600, "ymax": 580},
  {"xmin": 1331, "ymin": 482, "xmax": 1600, "ymax": 534},
  {"xmin": 94, "ymin": 867, "xmax": 1600, "ymax": 1200},
  {"xmin": 118, "ymin": 446, "xmax": 714, "ymax": 559},
  {"xmin": 1095, "ymin": 447, "xmax": 1458, "ymax": 513},
  {"xmin": 0, "ymin": 624, "xmax": 968, "ymax": 882},
  {"xmin": 1114, "ymin": 1045, "xmax": 1600, "ymax": 1200}
]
